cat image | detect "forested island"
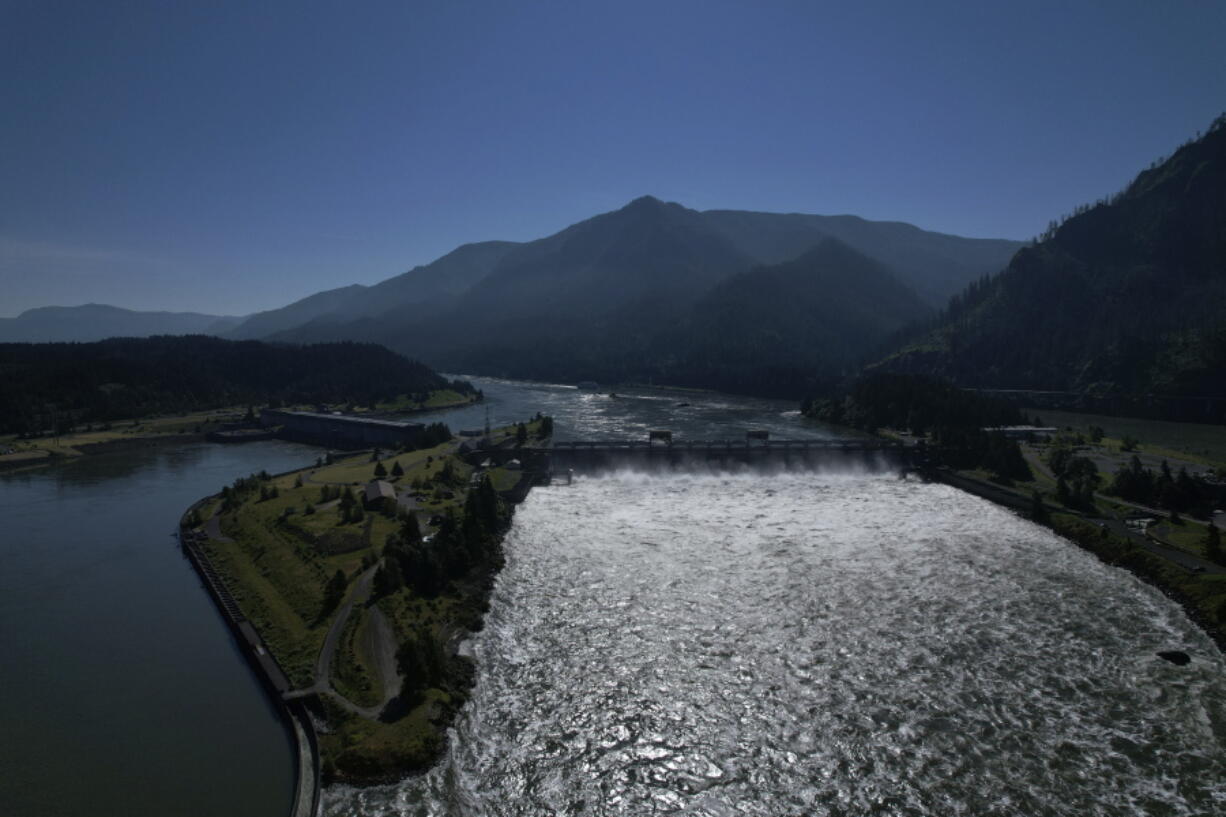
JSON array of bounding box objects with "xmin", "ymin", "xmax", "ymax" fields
[
  {"xmin": 182, "ymin": 416, "xmax": 552, "ymax": 783},
  {"xmin": 0, "ymin": 336, "xmax": 476, "ymax": 436}
]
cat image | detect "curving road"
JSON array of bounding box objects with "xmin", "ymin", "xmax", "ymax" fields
[{"xmin": 286, "ymin": 562, "xmax": 401, "ymax": 718}]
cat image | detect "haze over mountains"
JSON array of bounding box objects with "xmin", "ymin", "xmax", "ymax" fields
[
  {"xmin": 241, "ymin": 198, "xmax": 1022, "ymax": 394},
  {"xmin": 3, "ymin": 200, "xmax": 1021, "ymax": 396},
  {"xmin": 0, "ymin": 304, "xmax": 242, "ymax": 343},
  {"xmin": 6, "ymin": 109, "xmax": 1225, "ymax": 408}
]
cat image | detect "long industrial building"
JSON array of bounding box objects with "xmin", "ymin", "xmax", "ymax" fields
[{"xmin": 261, "ymin": 409, "xmax": 425, "ymax": 449}]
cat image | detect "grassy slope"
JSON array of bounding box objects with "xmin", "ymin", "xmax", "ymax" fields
[{"xmin": 200, "ymin": 443, "xmax": 458, "ymax": 685}]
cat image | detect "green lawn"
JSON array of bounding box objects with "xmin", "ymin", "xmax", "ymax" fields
[
  {"xmin": 1037, "ymin": 410, "xmax": 1226, "ymax": 467},
  {"xmin": 1150, "ymin": 519, "xmax": 1216, "ymax": 558},
  {"xmin": 1, "ymin": 406, "xmax": 244, "ymax": 459},
  {"xmin": 374, "ymin": 389, "xmax": 478, "ymax": 413}
]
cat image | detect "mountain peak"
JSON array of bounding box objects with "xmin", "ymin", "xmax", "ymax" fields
[{"xmin": 620, "ymin": 195, "xmax": 677, "ymax": 214}]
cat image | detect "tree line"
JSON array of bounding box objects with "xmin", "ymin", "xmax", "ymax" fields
[
  {"xmin": 804, "ymin": 373, "xmax": 1032, "ymax": 482},
  {"xmin": 0, "ymin": 335, "xmax": 473, "ymax": 434}
]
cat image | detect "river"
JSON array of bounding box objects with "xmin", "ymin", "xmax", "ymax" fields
[
  {"xmin": 3, "ymin": 379, "xmax": 1223, "ymax": 816},
  {"xmin": 323, "ymin": 381, "xmax": 1226, "ymax": 816},
  {"xmin": 0, "ymin": 439, "xmax": 319, "ymax": 817}
]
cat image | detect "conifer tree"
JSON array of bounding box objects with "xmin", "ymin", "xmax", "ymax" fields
[{"xmin": 1206, "ymin": 523, "xmax": 1222, "ymax": 564}]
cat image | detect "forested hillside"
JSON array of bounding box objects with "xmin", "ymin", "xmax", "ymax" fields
[
  {"xmin": 0, "ymin": 336, "xmax": 470, "ymax": 434},
  {"xmin": 875, "ymin": 114, "xmax": 1226, "ymax": 414}
]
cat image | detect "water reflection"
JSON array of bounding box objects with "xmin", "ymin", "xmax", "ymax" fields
[
  {"xmin": 0, "ymin": 440, "xmax": 317, "ymax": 817},
  {"xmin": 328, "ymin": 471, "xmax": 1226, "ymax": 816}
]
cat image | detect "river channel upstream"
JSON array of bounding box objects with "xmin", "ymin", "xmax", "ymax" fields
[{"xmin": 3, "ymin": 378, "xmax": 1224, "ymax": 816}]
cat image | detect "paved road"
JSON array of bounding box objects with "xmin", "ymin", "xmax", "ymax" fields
[
  {"xmin": 204, "ymin": 513, "xmax": 232, "ymax": 543},
  {"xmin": 285, "ymin": 561, "xmax": 401, "ymax": 718},
  {"xmin": 1020, "ymin": 447, "xmax": 1224, "ymax": 574}
]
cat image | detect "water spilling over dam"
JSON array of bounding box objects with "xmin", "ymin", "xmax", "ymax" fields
[{"xmin": 326, "ymin": 469, "xmax": 1226, "ymax": 816}]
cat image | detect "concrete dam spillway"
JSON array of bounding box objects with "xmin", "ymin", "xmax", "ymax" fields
[{"xmin": 543, "ymin": 437, "xmax": 911, "ymax": 475}]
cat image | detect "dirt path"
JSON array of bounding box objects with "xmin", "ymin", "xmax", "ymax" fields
[{"xmin": 362, "ymin": 605, "xmax": 401, "ymax": 711}]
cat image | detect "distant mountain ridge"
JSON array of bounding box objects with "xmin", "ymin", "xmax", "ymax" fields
[
  {"xmin": 240, "ymin": 196, "xmax": 1021, "ymax": 395},
  {"xmin": 229, "ymin": 197, "xmax": 1021, "ymax": 344},
  {"xmin": 873, "ymin": 114, "xmax": 1226, "ymax": 411},
  {"xmin": 226, "ymin": 241, "xmax": 519, "ymax": 339},
  {"xmin": 9, "ymin": 199, "xmax": 1024, "ymax": 398},
  {"xmin": 0, "ymin": 304, "xmax": 242, "ymax": 343}
]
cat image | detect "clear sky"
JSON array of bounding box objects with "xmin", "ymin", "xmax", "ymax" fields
[{"xmin": 2, "ymin": 0, "xmax": 1223, "ymax": 318}]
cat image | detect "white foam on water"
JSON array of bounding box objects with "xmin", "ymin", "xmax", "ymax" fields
[{"xmin": 326, "ymin": 471, "xmax": 1226, "ymax": 816}]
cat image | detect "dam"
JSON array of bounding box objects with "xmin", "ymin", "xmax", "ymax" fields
[{"xmin": 470, "ymin": 432, "xmax": 915, "ymax": 476}]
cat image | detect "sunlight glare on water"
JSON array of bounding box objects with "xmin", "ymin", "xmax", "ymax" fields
[{"xmin": 327, "ymin": 470, "xmax": 1226, "ymax": 816}]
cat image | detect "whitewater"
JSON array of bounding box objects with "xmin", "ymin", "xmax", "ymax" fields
[{"xmin": 327, "ymin": 470, "xmax": 1226, "ymax": 816}]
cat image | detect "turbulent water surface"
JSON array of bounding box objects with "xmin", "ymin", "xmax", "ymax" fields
[{"xmin": 328, "ymin": 471, "xmax": 1226, "ymax": 816}]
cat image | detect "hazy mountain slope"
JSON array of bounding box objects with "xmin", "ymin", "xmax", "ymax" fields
[
  {"xmin": 699, "ymin": 209, "xmax": 1023, "ymax": 306},
  {"xmin": 271, "ymin": 196, "xmax": 754, "ymax": 364},
  {"xmin": 226, "ymin": 240, "xmax": 519, "ymax": 339},
  {"xmin": 454, "ymin": 196, "xmax": 752, "ymax": 319},
  {"xmin": 875, "ymin": 114, "xmax": 1226, "ymax": 400},
  {"xmin": 253, "ymin": 195, "xmax": 1021, "ymax": 396},
  {"xmin": 260, "ymin": 197, "xmax": 1016, "ymax": 345},
  {"xmin": 225, "ymin": 285, "xmax": 371, "ymax": 340},
  {"xmin": 671, "ymin": 238, "xmax": 931, "ymax": 378},
  {"xmin": 0, "ymin": 304, "xmax": 242, "ymax": 342},
  {"xmin": 377, "ymin": 237, "xmax": 930, "ymax": 398}
]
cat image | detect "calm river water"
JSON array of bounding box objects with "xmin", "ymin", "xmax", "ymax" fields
[{"xmin": 0, "ymin": 439, "xmax": 319, "ymax": 817}]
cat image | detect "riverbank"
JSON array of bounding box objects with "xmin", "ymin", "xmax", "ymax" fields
[
  {"xmin": 179, "ymin": 417, "xmax": 550, "ymax": 794},
  {"xmin": 922, "ymin": 467, "xmax": 1226, "ymax": 654},
  {"xmin": 1, "ymin": 387, "xmax": 480, "ymax": 472},
  {"xmin": 178, "ymin": 524, "xmax": 321, "ymax": 817},
  {"xmin": 0, "ymin": 407, "xmax": 241, "ymax": 470}
]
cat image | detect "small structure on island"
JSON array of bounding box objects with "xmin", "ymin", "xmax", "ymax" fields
[{"xmin": 364, "ymin": 480, "xmax": 396, "ymax": 507}]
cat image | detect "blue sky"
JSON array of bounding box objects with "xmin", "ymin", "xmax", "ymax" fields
[{"xmin": 2, "ymin": 0, "xmax": 1223, "ymax": 317}]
